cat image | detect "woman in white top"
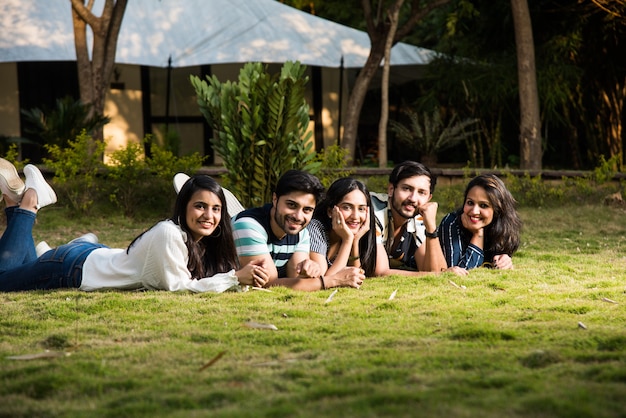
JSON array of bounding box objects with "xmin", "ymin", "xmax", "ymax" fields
[{"xmin": 0, "ymin": 158, "xmax": 268, "ymax": 292}]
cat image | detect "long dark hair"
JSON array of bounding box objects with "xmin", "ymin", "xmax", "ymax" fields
[
  {"xmin": 313, "ymin": 177, "xmax": 377, "ymax": 277},
  {"xmin": 459, "ymin": 174, "xmax": 522, "ymax": 258},
  {"xmin": 128, "ymin": 175, "xmax": 238, "ymax": 279}
]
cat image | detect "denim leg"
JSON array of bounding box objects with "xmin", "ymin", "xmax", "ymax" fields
[
  {"xmin": 0, "ymin": 206, "xmax": 37, "ymax": 271},
  {"xmin": 0, "ymin": 242, "xmax": 106, "ymax": 292}
]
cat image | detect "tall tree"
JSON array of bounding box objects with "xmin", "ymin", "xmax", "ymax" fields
[
  {"xmin": 377, "ymin": 0, "xmax": 404, "ymax": 168},
  {"xmin": 341, "ymin": 0, "xmax": 451, "ymax": 164},
  {"xmin": 70, "ymin": 0, "xmax": 127, "ymax": 144},
  {"xmin": 584, "ymin": 0, "xmax": 626, "ymax": 169},
  {"xmin": 510, "ymin": 0, "xmax": 542, "ymax": 170}
]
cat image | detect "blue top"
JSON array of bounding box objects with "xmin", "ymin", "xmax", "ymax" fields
[{"xmin": 438, "ymin": 211, "xmax": 485, "ymax": 270}]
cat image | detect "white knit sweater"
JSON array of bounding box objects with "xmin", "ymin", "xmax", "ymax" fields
[{"xmin": 79, "ymin": 220, "xmax": 241, "ymax": 293}]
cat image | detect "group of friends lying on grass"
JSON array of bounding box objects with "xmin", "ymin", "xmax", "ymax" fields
[{"xmin": 0, "ymin": 158, "xmax": 521, "ymax": 293}]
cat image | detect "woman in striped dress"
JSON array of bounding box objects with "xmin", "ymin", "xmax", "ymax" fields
[{"xmin": 437, "ymin": 174, "xmax": 522, "ymax": 270}]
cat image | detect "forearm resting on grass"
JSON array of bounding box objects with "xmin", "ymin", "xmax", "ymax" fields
[{"xmin": 266, "ymin": 266, "xmax": 365, "ymax": 291}]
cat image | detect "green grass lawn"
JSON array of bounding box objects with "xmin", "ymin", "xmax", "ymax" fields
[{"xmin": 1, "ymin": 201, "xmax": 625, "ymax": 418}]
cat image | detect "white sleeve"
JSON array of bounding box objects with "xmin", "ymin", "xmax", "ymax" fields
[
  {"xmin": 193, "ymin": 270, "xmax": 243, "ymax": 293},
  {"xmin": 141, "ymin": 222, "xmax": 243, "ymax": 293}
]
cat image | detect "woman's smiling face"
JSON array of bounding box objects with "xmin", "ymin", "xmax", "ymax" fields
[
  {"xmin": 462, "ymin": 185, "xmax": 494, "ymax": 229},
  {"xmin": 335, "ymin": 189, "xmax": 368, "ymax": 232}
]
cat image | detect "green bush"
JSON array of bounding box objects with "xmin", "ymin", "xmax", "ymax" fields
[
  {"xmin": 503, "ymin": 172, "xmax": 565, "ymax": 207},
  {"xmin": 43, "ymin": 130, "xmax": 106, "ymax": 213},
  {"xmin": 312, "ymin": 144, "xmax": 354, "ymax": 188},
  {"xmin": 43, "ymin": 131, "xmax": 203, "ymax": 217},
  {"xmin": 145, "ymin": 137, "xmax": 204, "ymax": 180},
  {"xmin": 106, "ymin": 141, "xmax": 149, "ymax": 217},
  {"xmin": 106, "ymin": 137, "xmax": 204, "ymax": 218},
  {"xmin": 3, "ymin": 143, "xmax": 29, "ymax": 171},
  {"xmin": 191, "ymin": 61, "xmax": 319, "ymax": 208}
]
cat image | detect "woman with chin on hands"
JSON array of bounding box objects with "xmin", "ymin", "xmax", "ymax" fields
[
  {"xmin": 307, "ymin": 178, "xmax": 386, "ymax": 289},
  {"xmin": 434, "ymin": 174, "xmax": 522, "ymax": 272}
]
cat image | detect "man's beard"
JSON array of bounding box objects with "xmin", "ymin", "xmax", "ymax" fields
[
  {"xmin": 391, "ymin": 196, "xmax": 417, "ymax": 219},
  {"xmin": 274, "ymin": 210, "xmax": 304, "ymax": 235}
]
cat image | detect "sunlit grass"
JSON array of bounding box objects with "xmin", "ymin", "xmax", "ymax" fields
[{"xmin": 1, "ymin": 189, "xmax": 625, "ymax": 417}]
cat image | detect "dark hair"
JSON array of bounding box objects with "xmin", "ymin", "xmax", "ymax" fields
[
  {"xmin": 460, "ymin": 174, "xmax": 522, "ymax": 258},
  {"xmin": 127, "ymin": 175, "xmax": 238, "ymax": 279},
  {"xmin": 275, "ymin": 170, "xmax": 325, "ymax": 203},
  {"xmin": 313, "ymin": 177, "xmax": 377, "ymax": 277},
  {"xmin": 389, "ymin": 161, "xmax": 436, "ymax": 194}
]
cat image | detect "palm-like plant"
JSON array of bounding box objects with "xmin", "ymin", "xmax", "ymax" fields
[
  {"xmin": 191, "ymin": 62, "xmax": 319, "ymax": 208},
  {"xmin": 389, "ymin": 108, "xmax": 479, "ymax": 166},
  {"xmin": 21, "ymin": 96, "xmax": 110, "ymax": 149}
]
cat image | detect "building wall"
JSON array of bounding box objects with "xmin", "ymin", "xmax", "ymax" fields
[
  {"xmin": 1, "ymin": 61, "xmax": 349, "ymax": 165},
  {"xmin": 0, "ymin": 63, "xmax": 21, "ymax": 138},
  {"xmin": 321, "ymin": 66, "xmax": 344, "ymax": 149},
  {"xmin": 103, "ymin": 64, "xmax": 144, "ymax": 163}
]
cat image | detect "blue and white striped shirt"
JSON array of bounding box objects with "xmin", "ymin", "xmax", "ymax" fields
[
  {"xmin": 233, "ymin": 204, "xmax": 310, "ymax": 278},
  {"xmin": 438, "ymin": 211, "xmax": 484, "ymax": 269}
]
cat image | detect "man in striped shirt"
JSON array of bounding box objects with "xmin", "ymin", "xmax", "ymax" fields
[{"xmin": 232, "ymin": 170, "xmax": 325, "ymax": 288}]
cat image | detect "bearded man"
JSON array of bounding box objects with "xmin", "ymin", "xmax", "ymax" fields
[{"xmin": 371, "ymin": 161, "xmax": 444, "ymax": 273}]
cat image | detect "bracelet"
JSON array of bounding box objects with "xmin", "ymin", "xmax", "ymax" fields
[
  {"xmin": 348, "ymin": 255, "xmax": 360, "ymax": 262},
  {"xmin": 425, "ymin": 227, "xmax": 438, "ymax": 239},
  {"xmin": 319, "ymin": 275, "xmax": 326, "ymax": 290}
]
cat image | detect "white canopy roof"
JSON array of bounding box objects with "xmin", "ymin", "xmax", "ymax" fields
[{"xmin": 0, "ymin": 0, "xmax": 437, "ymax": 68}]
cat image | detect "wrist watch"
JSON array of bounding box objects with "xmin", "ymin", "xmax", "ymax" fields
[{"xmin": 424, "ymin": 227, "xmax": 438, "ymax": 239}]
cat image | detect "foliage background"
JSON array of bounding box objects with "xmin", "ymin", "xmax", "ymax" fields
[{"xmin": 284, "ymin": 0, "xmax": 626, "ymax": 171}]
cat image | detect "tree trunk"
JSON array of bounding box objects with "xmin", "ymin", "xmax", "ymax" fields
[
  {"xmin": 342, "ymin": 0, "xmax": 452, "ymax": 165},
  {"xmin": 377, "ymin": 0, "xmax": 404, "ymax": 169},
  {"xmin": 71, "ymin": 0, "xmax": 127, "ymax": 145},
  {"xmin": 342, "ymin": 44, "xmax": 385, "ymax": 164},
  {"xmin": 600, "ymin": 81, "xmax": 625, "ymax": 170},
  {"xmin": 511, "ymin": 0, "xmax": 542, "ymax": 170}
]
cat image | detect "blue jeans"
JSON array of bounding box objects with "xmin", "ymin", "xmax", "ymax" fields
[{"xmin": 0, "ymin": 206, "xmax": 107, "ymax": 291}]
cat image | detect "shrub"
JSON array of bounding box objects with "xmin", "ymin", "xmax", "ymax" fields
[
  {"xmin": 106, "ymin": 137, "xmax": 204, "ymax": 217},
  {"xmin": 312, "ymin": 144, "xmax": 354, "ymax": 188},
  {"xmin": 2, "ymin": 143, "xmax": 29, "ymax": 171},
  {"xmin": 191, "ymin": 61, "xmax": 319, "ymax": 208},
  {"xmin": 106, "ymin": 141, "xmax": 149, "ymax": 217},
  {"xmin": 503, "ymin": 172, "xmax": 564, "ymax": 207},
  {"xmin": 43, "ymin": 130, "xmax": 106, "ymax": 213},
  {"xmin": 43, "ymin": 131, "xmax": 204, "ymax": 217}
]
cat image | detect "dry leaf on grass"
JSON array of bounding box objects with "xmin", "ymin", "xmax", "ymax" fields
[
  {"xmin": 578, "ymin": 322, "xmax": 588, "ymax": 330},
  {"xmin": 325, "ymin": 289, "xmax": 338, "ymax": 303},
  {"xmin": 601, "ymin": 297, "xmax": 618, "ymax": 304},
  {"xmin": 7, "ymin": 350, "xmax": 71, "ymax": 360},
  {"xmin": 389, "ymin": 289, "xmax": 398, "ymax": 300},
  {"xmin": 243, "ymin": 321, "xmax": 278, "ymax": 330},
  {"xmin": 198, "ymin": 350, "xmax": 226, "ymax": 371},
  {"xmin": 251, "ymin": 287, "xmax": 272, "ymax": 292},
  {"xmin": 449, "ymin": 280, "xmax": 466, "ymax": 289}
]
